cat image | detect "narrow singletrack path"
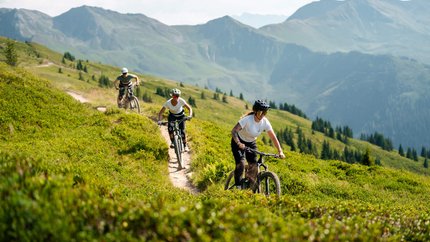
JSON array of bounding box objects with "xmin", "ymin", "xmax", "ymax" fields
[
  {"xmin": 67, "ymin": 90, "xmax": 198, "ymax": 193},
  {"xmin": 159, "ymin": 125, "xmax": 199, "ymax": 194}
]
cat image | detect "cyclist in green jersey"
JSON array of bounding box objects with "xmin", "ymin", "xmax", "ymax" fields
[{"xmin": 113, "ymin": 67, "xmax": 140, "ymax": 108}]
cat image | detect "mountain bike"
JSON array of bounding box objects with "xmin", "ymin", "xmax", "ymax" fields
[
  {"xmin": 118, "ymin": 83, "xmax": 140, "ymax": 113},
  {"xmin": 224, "ymin": 147, "xmax": 281, "ymax": 197},
  {"xmin": 160, "ymin": 116, "xmax": 191, "ymax": 170}
]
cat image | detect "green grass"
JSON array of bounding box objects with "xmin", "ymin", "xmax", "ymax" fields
[{"xmin": 2, "ymin": 38, "xmax": 430, "ymax": 241}]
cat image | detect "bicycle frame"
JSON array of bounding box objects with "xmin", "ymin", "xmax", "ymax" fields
[
  {"xmin": 120, "ymin": 83, "xmax": 136, "ymax": 103},
  {"xmin": 160, "ymin": 117, "xmax": 190, "ymax": 170},
  {"xmin": 162, "ymin": 117, "xmax": 188, "ymax": 139},
  {"xmin": 119, "ymin": 83, "xmax": 140, "ymax": 113},
  {"xmin": 225, "ymin": 147, "xmax": 281, "ymax": 196}
]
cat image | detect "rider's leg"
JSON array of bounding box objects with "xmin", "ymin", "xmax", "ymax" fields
[
  {"xmin": 231, "ymin": 138, "xmax": 245, "ymax": 186},
  {"xmin": 118, "ymin": 87, "xmax": 126, "ymax": 108},
  {"xmin": 117, "ymin": 95, "xmax": 123, "ymax": 108},
  {"xmin": 245, "ymin": 142, "xmax": 258, "ymax": 187},
  {"xmin": 167, "ymin": 114, "xmax": 175, "ymax": 148},
  {"xmin": 179, "ymin": 120, "xmax": 188, "ymax": 149}
]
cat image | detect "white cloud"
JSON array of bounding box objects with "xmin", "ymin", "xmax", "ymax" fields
[{"xmin": 0, "ymin": 0, "xmax": 316, "ymax": 25}]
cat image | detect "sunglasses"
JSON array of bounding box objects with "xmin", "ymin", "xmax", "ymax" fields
[{"xmin": 257, "ymin": 110, "xmax": 267, "ymax": 115}]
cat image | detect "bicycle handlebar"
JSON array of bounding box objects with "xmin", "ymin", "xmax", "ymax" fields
[
  {"xmin": 244, "ymin": 147, "xmax": 280, "ymax": 158},
  {"xmin": 158, "ymin": 116, "xmax": 192, "ymax": 126}
]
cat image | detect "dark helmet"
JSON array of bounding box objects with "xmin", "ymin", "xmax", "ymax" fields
[{"xmin": 252, "ymin": 100, "xmax": 270, "ymax": 112}]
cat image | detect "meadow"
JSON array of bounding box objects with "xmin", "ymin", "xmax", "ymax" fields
[{"xmin": 1, "ymin": 39, "xmax": 430, "ymax": 241}]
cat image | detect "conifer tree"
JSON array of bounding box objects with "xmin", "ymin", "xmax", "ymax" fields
[
  {"xmin": 320, "ymin": 140, "xmax": 331, "ymax": 160},
  {"xmin": 5, "ymin": 40, "xmax": 18, "ymax": 66},
  {"xmin": 421, "ymin": 147, "xmax": 427, "ymax": 158},
  {"xmin": 361, "ymin": 148, "xmax": 374, "ymax": 166},
  {"xmin": 398, "ymin": 144, "xmax": 405, "ymax": 156}
]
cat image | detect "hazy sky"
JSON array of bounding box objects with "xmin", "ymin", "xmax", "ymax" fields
[{"xmin": 0, "ymin": 0, "xmax": 316, "ymax": 25}]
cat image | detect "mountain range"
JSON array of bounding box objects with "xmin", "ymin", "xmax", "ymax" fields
[{"xmin": 1, "ymin": 0, "xmax": 430, "ymax": 149}]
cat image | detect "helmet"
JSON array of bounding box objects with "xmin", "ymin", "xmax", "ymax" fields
[
  {"xmin": 121, "ymin": 67, "xmax": 128, "ymax": 74},
  {"xmin": 252, "ymin": 100, "xmax": 270, "ymax": 112},
  {"xmin": 170, "ymin": 88, "xmax": 181, "ymax": 96}
]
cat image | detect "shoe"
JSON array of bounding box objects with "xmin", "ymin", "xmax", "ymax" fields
[
  {"xmin": 184, "ymin": 144, "xmax": 190, "ymax": 152},
  {"xmin": 170, "ymin": 143, "xmax": 174, "ymax": 148}
]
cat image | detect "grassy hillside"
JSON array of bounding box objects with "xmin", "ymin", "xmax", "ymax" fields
[{"xmin": 1, "ymin": 38, "xmax": 430, "ymax": 241}]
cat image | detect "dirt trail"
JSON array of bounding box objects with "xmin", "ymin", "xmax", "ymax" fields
[
  {"xmin": 67, "ymin": 90, "xmax": 197, "ymax": 193},
  {"xmin": 66, "ymin": 91, "xmax": 89, "ymax": 103},
  {"xmin": 159, "ymin": 125, "xmax": 199, "ymax": 194}
]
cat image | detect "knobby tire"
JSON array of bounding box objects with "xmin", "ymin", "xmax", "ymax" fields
[
  {"xmin": 224, "ymin": 171, "xmax": 235, "ymax": 190},
  {"xmin": 173, "ymin": 135, "xmax": 183, "ymax": 169},
  {"xmin": 255, "ymin": 171, "xmax": 281, "ymax": 197},
  {"xmin": 128, "ymin": 96, "xmax": 140, "ymax": 113}
]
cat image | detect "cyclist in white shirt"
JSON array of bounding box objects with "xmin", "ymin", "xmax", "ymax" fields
[
  {"xmin": 231, "ymin": 100, "xmax": 285, "ymax": 188},
  {"xmin": 157, "ymin": 88, "xmax": 193, "ymax": 151}
]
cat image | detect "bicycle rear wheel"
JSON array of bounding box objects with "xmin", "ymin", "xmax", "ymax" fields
[
  {"xmin": 173, "ymin": 135, "xmax": 183, "ymax": 169},
  {"xmin": 255, "ymin": 171, "xmax": 281, "ymax": 197},
  {"xmin": 128, "ymin": 96, "xmax": 140, "ymax": 113}
]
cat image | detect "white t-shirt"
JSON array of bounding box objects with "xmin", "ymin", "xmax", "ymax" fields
[
  {"xmin": 163, "ymin": 97, "xmax": 187, "ymax": 114},
  {"xmin": 238, "ymin": 114, "xmax": 273, "ymax": 142}
]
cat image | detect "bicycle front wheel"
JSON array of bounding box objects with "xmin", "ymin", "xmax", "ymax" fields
[
  {"xmin": 173, "ymin": 135, "xmax": 183, "ymax": 170},
  {"xmin": 128, "ymin": 96, "xmax": 140, "ymax": 113},
  {"xmin": 255, "ymin": 171, "xmax": 281, "ymax": 197},
  {"xmin": 224, "ymin": 171, "xmax": 235, "ymax": 190}
]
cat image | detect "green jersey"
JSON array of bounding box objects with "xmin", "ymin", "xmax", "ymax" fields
[{"xmin": 116, "ymin": 74, "xmax": 138, "ymax": 86}]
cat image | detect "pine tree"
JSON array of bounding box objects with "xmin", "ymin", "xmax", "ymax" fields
[
  {"xmin": 78, "ymin": 72, "xmax": 85, "ymax": 81},
  {"xmin": 412, "ymin": 148, "xmax": 418, "ymax": 161},
  {"xmin": 421, "ymin": 147, "xmax": 427, "ymax": 158},
  {"xmin": 361, "ymin": 148, "xmax": 374, "ymax": 166},
  {"xmin": 320, "ymin": 140, "xmax": 331, "ymax": 160},
  {"xmin": 5, "ymin": 40, "xmax": 18, "ymax": 66},
  {"xmin": 424, "ymin": 158, "xmax": 429, "ymax": 169},
  {"xmin": 406, "ymin": 148, "xmax": 412, "ymax": 159},
  {"xmin": 398, "ymin": 144, "xmax": 405, "ymax": 157}
]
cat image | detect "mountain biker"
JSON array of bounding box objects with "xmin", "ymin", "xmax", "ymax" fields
[
  {"xmin": 114, "ymin": 67, "xmax": 140, "ymax": 108},
  {"xmin": 231, "ymin": 99, "xmax": 285, "ymax": 189},
  {"xmin": 157, "ymin": 88, "xmax": 193, "ymax": 152}
]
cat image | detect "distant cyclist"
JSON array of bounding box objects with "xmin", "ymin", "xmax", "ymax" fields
[
  {"xmin": 157, "ymin": 88, "xmax": 193, "ymax": 152},
  {"xmin": 231, "ymin": 100, "xmax": 285, "ymax": 189},
  {"xmin": 113, "ymin": 67, "xmax": 140, "ymax": 108}
]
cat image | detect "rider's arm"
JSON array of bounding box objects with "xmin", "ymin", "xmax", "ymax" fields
[
  {"xmin": 134, "ymin": 76, "xmax": 140, "ymax": 86},
  {"xmin": 231, "ymin": 123, "xmax": 245, "ymax": 149},
  {"xmin": 267, "ymin": 130, "xmax": 285, "ymax": 159},
  {"xmin": 184, "ymin": 103, "xmax": 193, "ymax": 117},
  {"xmin": 158, "ymin": 106, "xmax": 166, "ymax": 122},
  {"xmin": 113, "ymin": 79, "xmax": 120, "ymax": 89}
]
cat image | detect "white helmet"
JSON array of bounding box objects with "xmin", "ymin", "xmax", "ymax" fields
[
  {"xmin": 170, "ymin": 88, "xmax": 181, "ymax": 96},
  {"xmin": 121, "ymin": 67, "xmax": 128, "ymax": 74}
]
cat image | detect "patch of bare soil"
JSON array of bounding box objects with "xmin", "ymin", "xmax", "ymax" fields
[
  {"xmin": 66, "ymin": 90, "xmax": 89, "ymax": 103},
  {"xmin": 159, "ymin": 125, "xmax": 199, "ymax": 194}
]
